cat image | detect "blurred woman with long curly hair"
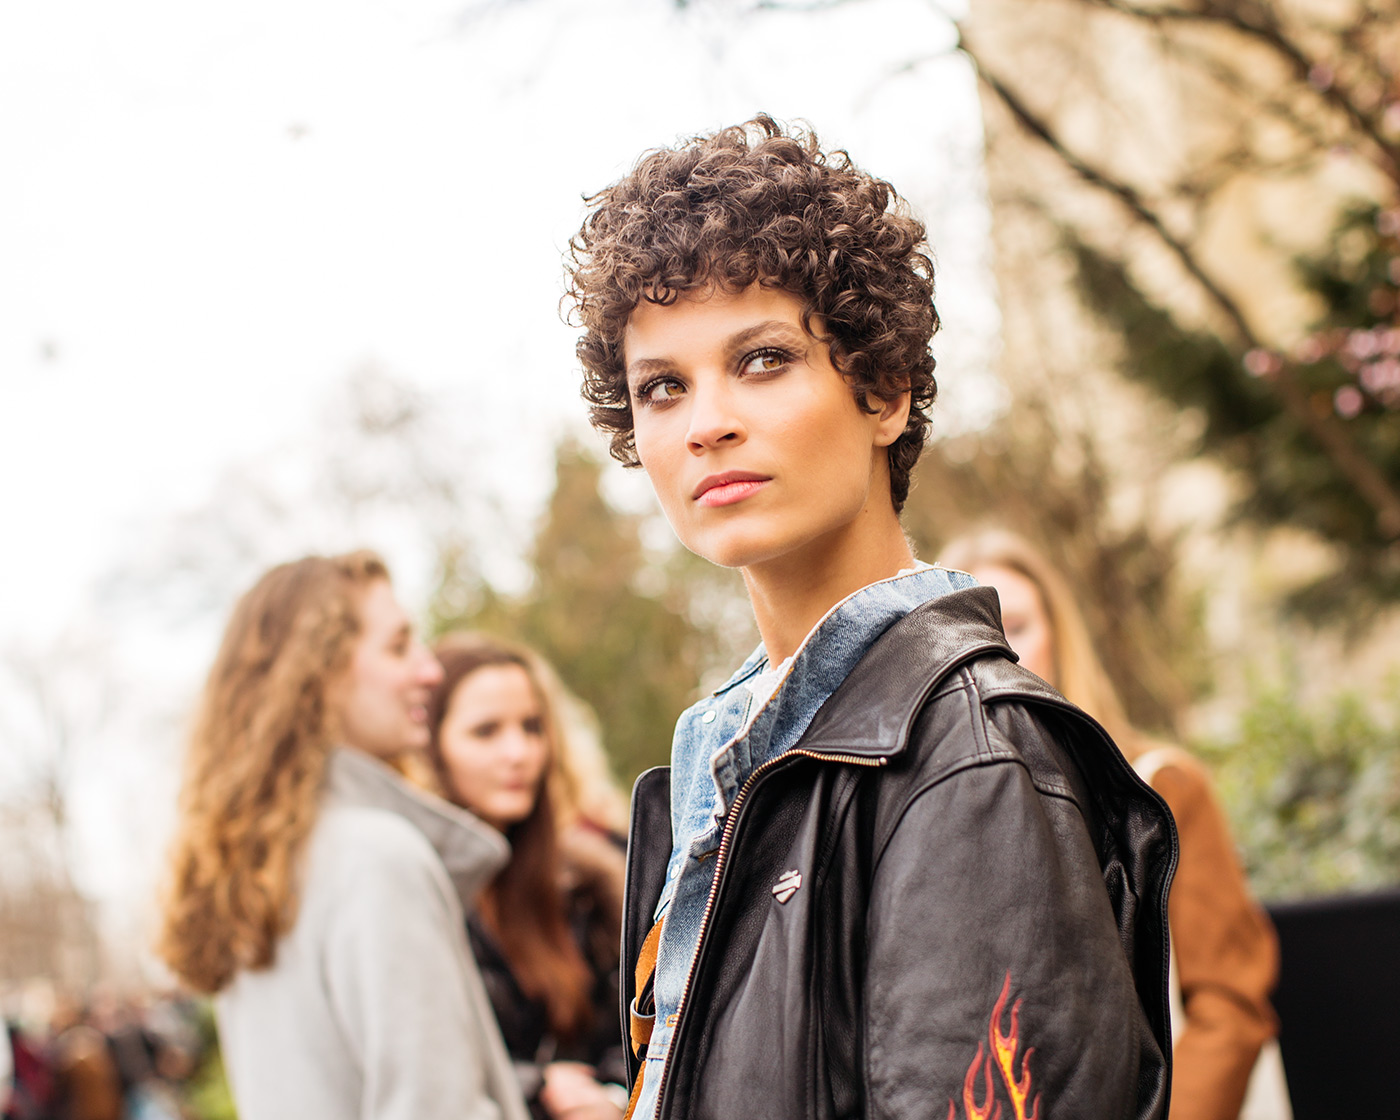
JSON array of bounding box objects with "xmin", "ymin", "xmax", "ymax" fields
[
  {"xmin": 422, "ymin": 633, "xmax": 629, "ymax": 1120},
  {"xmin": 156, "ymin": 551, "xmax": 528, "ymax": 1120}
]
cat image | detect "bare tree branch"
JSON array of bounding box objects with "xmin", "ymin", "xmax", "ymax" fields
[
  {"xmin": 963, "ymin": 29, "xmax": 1400, "ymax": 537},
  {"xmin": 1156, "ymin": 33, "xmax": 1342, "ymax": 164},
  {"xmin": 1083, "ymin": 0, "xmax": 1400, "ymax": 183}
]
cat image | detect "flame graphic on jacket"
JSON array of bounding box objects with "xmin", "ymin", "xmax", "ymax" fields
[{"xmin": 948, "ymin": 972, "xmax": 1041, "ymax": 1120}]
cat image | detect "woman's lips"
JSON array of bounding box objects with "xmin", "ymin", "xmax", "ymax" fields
[
  {"xmin": 697, "ymin": 479, "xmax": 769, "ymax": 507},
  {"xmin": 693, "ymin": 473, "xmax": 771, "ymax": 507}
]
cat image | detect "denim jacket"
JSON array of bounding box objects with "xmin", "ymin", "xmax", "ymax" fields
[{"xmin": 627, "ymin": 565, "xmax": 977, "ymax": 1120}]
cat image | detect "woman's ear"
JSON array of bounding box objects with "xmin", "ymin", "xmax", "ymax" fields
[{"xmin": 873, "ymin": 390, "xmax": 911, "ymax": 448}]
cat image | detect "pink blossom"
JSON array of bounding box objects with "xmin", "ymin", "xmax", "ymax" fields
[
  {"xmin": 1360, "ymin": 358, "xmax": 1400, "ymax": 394},
  {"xmin": 1346, "ymin": 330, "xmax": 1381, "ymax": 360},
  {"xmin": 1244, "ymin": 348, "xmax": 1281, "ymax": 377},
  {"xmin": 1334, "ymin": 384, "xmax": 1364, "ymax": 418}
]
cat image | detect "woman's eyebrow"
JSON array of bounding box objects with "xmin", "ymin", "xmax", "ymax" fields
[
  {"xmin": 625, "ymin": 320, "xmax": 811, "ymax": 387},
  {"xmin": 723, "ymin": 321, "xmax": 809, "ymax": 362}
]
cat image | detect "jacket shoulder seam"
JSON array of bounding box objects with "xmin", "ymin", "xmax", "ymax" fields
[{"xmin": 869, "ymin": 675, "xmax": 1083, "ymax": 865}]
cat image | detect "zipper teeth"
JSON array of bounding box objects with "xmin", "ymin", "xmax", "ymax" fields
[{"xmin": 654, "ymin": 747, "xmax": 886, "ymax": 1114}]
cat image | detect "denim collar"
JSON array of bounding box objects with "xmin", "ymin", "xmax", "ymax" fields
[{"xmin": 706, "ymin": 564, "xmax": 977, "ymax": 820}]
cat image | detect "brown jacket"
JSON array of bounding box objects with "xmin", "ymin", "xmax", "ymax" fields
[
  {"xmin": 1141, "ymin": 745, "xmax": 1279, "ymax": 1120},
  {"xmin": 52, "ymin": 1025, "xmax": 122, "ymax": 1120}
]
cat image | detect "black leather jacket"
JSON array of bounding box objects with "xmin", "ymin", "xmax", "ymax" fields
[
  {"xmin": 469, "ymin": 832, "xmax": 629, "ymax": 1119},
  {"xmin": 622, "ymin": 588, "xmax": 1177, "ymax": 1120}
]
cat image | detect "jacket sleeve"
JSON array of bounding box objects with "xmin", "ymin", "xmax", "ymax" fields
[
  {"xmin": 862, "ymin": 720, "xmax": 1153, "ymax": 1119},
  {"xmin": 1150, "ymin": 751, "xmax": 1278, "ymax": 1120},
  {"xmin": 322, "ymin": 816, "xmax": 524, "ymax": 1120}
]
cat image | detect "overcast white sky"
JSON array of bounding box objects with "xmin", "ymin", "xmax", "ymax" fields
[{"xmin": 0, "ymin": 0, "xmax": 998, "ymax": 947}]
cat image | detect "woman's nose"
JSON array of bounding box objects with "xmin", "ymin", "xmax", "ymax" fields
[
  {"xmin": 501, "ymin": 726, "xmax": 538, "ymax": 761},
  {"xmin": 416, "ymin": 647, "xmax": 444, "ymax": 686},
  {"xmin": 686, "ymin": 379, "xmax": 746, "ymax": 452}
]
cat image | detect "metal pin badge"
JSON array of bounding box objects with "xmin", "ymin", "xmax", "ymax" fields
[{"xmin": 772, "ymin": 869, "xmax": 803, "ymax": 904}]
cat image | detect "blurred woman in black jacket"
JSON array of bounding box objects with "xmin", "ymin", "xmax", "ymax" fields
[{"xmin": 424, "ymin": 633, "xmax": 628, "ymax": 1120}]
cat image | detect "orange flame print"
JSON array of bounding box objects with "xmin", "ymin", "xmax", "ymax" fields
[
  {"xmin": 947, "ymin": 972, "xmax": 1041, "ymax": 1120},
  {"xmin": 950, "ymin": 1041, "xmax": 1001, "ymax": 1120}
]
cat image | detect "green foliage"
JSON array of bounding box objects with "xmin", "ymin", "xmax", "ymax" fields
[
  {"xmin": 1071, "ymin": 241, "xmax": 1274, "ymax": 446},
  {"xmin": 181, "ymin": 1002, "xmax": 238, "ymax": 1120},
  {"xmin": 1070, "ymin": 233, "xmax": 1400, "ymax": 618},
  {"xmin": 1284, "ymin": 203, "xmax": 1400, "ymax": 614},
  {"xmin": 430, "ymin": 441, "xmax": 722, "ymax": 782},
  {"xmin": 1296, "ymin": 203, "xmax": 1400, "ymax": 338},
  {"xmin": 183, "ymin": 1050, "xmax": 238, "ymax": 1120},
  {"xmin": 1195, "ymin": 683, "xmax": 1400, "ymax": 901}
]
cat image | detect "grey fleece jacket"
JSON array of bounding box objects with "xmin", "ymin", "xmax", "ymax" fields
[{"xmin": 215, "ymin": 748, "xmax": 531, "ymax": 1120}]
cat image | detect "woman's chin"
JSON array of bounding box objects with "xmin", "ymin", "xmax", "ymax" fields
[
  {"xmin": 482, "ymin": 800, "xmax": 537, "ymax": 831},
  {"xmin": 682, "ymin": 528, "xmax": 789, "ymax": 571}
]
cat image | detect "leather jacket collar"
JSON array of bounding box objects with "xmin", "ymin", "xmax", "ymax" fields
[{"xmin": 798, "ymin": 583, "xmax": 1019, "ymax": 760}]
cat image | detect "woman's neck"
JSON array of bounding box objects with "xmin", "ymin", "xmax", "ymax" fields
[{"xmin": 742, "ymin": 514, "xmax": 915, "ymax": 664}]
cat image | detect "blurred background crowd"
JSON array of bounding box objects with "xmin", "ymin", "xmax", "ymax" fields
[
  {"xmin": 3, "ymin": 0, "xmax": 1399, "ymax": 1117},
  {"xmin": 3, "ymin": 988, "xmax": 218, "ymax": 1120}
]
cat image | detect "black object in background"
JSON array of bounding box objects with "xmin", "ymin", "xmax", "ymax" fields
[{"xmin": 1266, "ymin": 887, "xmax": 1400, "ymax": 1120}]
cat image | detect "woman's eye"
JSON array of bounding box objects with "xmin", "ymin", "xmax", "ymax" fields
[
  {"xmin": 637, "ymin": 378, "xmax": 685, "ymax": 404},
  {"xmin": 741, "ymin": 349, "xmax": 789, "ymax": 376}
]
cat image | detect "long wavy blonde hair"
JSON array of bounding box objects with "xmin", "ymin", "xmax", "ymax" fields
[
  {"xmin": 939, "ymin": 529, "xmax": 1141, "ymax": 759},
  {"xmin": 157, "ymin": 550, "xmax": 388, "ymax": 993}
]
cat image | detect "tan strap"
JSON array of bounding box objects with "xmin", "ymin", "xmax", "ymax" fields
[
  {"xmin": 623, "ymin": 1065, "xmax": 647, "ymax": 1120},
  {"xmin": 624, "ymin": 918, "xmax": 666, "ymax": 1120},
  {"xmin": 629, "ymin": 918, "xmax": 664, "ymax": 1057}
]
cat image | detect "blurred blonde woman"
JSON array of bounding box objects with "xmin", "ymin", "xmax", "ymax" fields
[
  {"xmin": 423, "ymin": 633, "xmax": 629, "ymax": 1120},
  {"xmin": 156, "ymin": 552, "xmax": 529, "ymax": 1120},
  {"xmin": 941, "ymin": 529, "xmax": 1288, "ymax": 1120}
]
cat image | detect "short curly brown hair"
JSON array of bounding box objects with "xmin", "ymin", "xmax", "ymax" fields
[{"xmin": 566, "ymin": 114, "xmax": 939, "ymax": 512}]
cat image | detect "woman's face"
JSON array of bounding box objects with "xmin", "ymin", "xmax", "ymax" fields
[
  {"xmin": 623, "ymin": 284, "xmax": 909, "ymax": 574},
  {"xmin": 970, "ymin": 564, "xmax": 1057, "ymax": 686},
  {"xmin": 438, "ymin": 663, "xmax": 550, "ymax": 831},
  {"xmin": 338, "ymin": 579, "xmax": 444, "ymax": 759}
]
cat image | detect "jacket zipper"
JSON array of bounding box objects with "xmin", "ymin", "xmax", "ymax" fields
[{"xmin": 653, "ymin": 747, "xmax": 886, "ymax": 1117}]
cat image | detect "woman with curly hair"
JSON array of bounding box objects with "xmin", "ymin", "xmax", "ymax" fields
[
  {"xmin": 156, "ymin": 552, "xmax": 528, "ymax": 1120},
  {"xmin": 423, "ymin": 634, "xmax": 629, "ymax": 1120},
  {"xmin": 941, "ymin": 529, "xmax": 1289, "ymax": 1120},
  {"xmin": 566, "ymin": 115, "xmax": 1176, "ymax": 1120}
]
